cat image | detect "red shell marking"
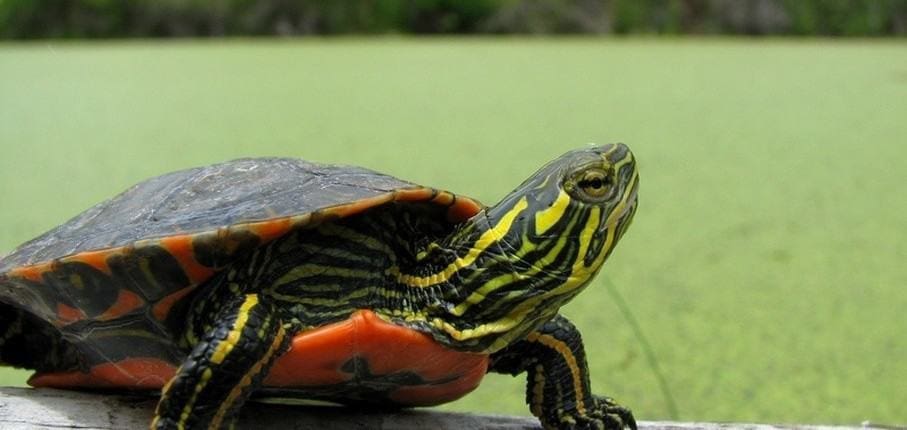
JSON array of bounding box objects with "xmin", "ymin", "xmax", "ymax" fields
[
  {"xmin": 29, "ymin": 357, "xmax": 176, "ymax": 389},
  {"xmin": 265, "ymin": 309, "xmax": 489, "ymax": 406},
  {"xmin": 31, "ymin": 310, "xmax": 489, "ymax": 406}
]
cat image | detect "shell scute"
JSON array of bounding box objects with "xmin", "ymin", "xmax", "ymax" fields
[
  {"xmin": 63, "ymin": 249, "xmax": 114, "ymax": 275},
  {"xmin": 42, "ymin": 260, "xmax": 120, "ymax": 321},
  {"xmin": 104, "ymin": 244, "xmax": 192, "ymax": 303},
  {"xmin": 55, "ymin": 303, "xmax": 86, "ymax": 326},
  {"xmin": 191, "ymin": 228, "xmax": 261, "ymax": 269},
  {"xmin": 97, "ymin": 289, "xmax": 145, "ymax": 321},
  {"xmin": 152, "ymin": 285, "xmax": 198, "ymax": 322},
  {"xmin": 8, "ymin": 262, "xmax": 53, "ymax": 284},
  {"xmin": 156, "ymin": 235, "xmax": 216, "ymax": 285}
]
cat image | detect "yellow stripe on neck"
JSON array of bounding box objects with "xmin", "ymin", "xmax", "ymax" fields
[
  {"xmin": 390, "ymin": 197, "xmax": 529, "ymax": 288},
  {"xmin": 434, "ymin": 205, "xmax": 606, "ymax": 347},
  {"xmin": 450, "ymin": 207, "xmax": 581, "ymax": 317}
]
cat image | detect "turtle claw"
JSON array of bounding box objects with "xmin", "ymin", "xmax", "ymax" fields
[{"xmin": 556, "ymin": 396, "xmax": 637, "ymax": 430}]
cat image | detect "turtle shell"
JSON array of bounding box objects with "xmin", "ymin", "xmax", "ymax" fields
[{"xmin": 0, "ymin": 157, "xmax": 486, "ymax": 405}]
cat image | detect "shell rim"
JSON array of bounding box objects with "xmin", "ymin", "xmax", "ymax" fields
[{"xmin": 2, "ymin": 186, "xmax": 484, "ymax": 286}]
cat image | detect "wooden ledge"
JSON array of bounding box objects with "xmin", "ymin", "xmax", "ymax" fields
[{"xmin": 0, "ymin": 387, "xmax": 876, "ymax": 429}]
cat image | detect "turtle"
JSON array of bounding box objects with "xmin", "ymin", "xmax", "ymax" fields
[{"xmin": 0, "ymin": 143, "xmax": 639, "ymax": 430}]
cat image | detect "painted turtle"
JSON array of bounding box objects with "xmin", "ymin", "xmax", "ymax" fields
[{"xmin": 0, "ymin": 144, "xmax": 639, "ymax": 430}]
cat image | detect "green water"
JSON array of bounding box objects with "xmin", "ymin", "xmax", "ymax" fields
[{"xmin": 1, "ymin": 38, "xmax": 905, "ymax": 425}]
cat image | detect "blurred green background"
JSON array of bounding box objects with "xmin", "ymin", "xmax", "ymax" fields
[{"xmin": 1, "ymin": 1, "xmax": 906, "ymax": 427}]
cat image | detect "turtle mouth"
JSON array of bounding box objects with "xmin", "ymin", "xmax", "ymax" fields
[
  {"xmin": 620, "ymin": 178, "xmax": 639, "ymax": 220},
  {"xmin": 599, "ymin": 171, "xmax": 638, "ymax": 233}
]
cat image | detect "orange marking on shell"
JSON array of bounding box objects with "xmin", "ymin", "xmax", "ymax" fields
[
  {"xmin": 98, "ymin": 289, "xmax": 145, "ymax": 321},
  {"xmin": 264, "ymin": 310, "xmax": 488, "ymax": 406},
  {"xmin": 299, "ymin": 187, "xmax": 480, "ymax": 228},
  {"xmin": 430, "ymin": 191, "xmax": 455, "ymax": 206},
  {"xmin": 152, "ymin": 285, "xmax": 197, "ymax": 321},
  {"xmin": 157, "ymin": 235, "xmax": 215, "ymax": 284},
  {"xmin": 28, "ymin": 357, "xmax": 177, "ymax": 390},
  {"xmin": 30, "ymin": 310, "xmax": 488, "ymax": 404},
  {"xmin": 395, "ymin": 188, "xmax": 483, "ymax": 223},
  {"xmin": 447, "ymin": 196, "xmax": 483, "ymax": 223},
  {"xmin": 9, "ymin": 262, "xmax": 53, "ymax": 283},
  {"xmin": 394, "ymin": 187, "xmax": 436, "ymax": 202},
  {"xmin": 63, "ymin": 249, "xmax": 113, "ymax": 275},
  {"xmin": 321, "ymin": 194, "xmax": 396, "ymax": 219},
  {"xmin": 246, "ymin": 217, "xmax": 294, "ymax": 244},
  {"xmin": 55, "ymin": 303, "xmax": 86, "ymax": 325}
]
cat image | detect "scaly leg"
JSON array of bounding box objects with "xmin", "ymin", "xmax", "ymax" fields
[
  {"xmin": 151, "ymin": 294, "xmax": 288, "ymax": 430},
  {"xmin": 489, "ymin": 314, "xmax": 636, "ymax": 430}
]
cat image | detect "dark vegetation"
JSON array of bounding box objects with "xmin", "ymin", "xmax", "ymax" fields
[{"xmin": 1, "ymin": 0, "xmax": 905, "ymax": 39}]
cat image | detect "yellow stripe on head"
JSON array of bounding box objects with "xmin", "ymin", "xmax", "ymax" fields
[{"xmin": 535, "ymin": 190, "xmax": 571, "ymax": 236}]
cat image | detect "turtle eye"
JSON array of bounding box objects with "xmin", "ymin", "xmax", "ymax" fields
[{"xmin": 573, "ymin": 168, "xmax": 612, "ymax": 201}]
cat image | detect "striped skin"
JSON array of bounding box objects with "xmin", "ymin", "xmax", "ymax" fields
[
  {"xmin": 489, "ymin": 316, "xmax": 636, "ymax": 430},
  {"xmin": 152, "ymin": 294, "xmax": 288, "ymax": 430}
]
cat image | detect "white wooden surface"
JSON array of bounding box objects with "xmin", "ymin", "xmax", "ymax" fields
[{"xmin": 0, "ymin": 387, "xmax": 878, "ymax": 430}]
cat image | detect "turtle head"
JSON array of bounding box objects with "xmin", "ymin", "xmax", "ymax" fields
[
  {"xmin": 487, "ymin": 143, "xmax": 638, "ymax": 271},
  {"xmin": 466, "ymin": 143, "xmax": 638, "ymax": 347},
  {"xmin": 406, "ymin": 144, "xmax": 638, "ymax": 352}
]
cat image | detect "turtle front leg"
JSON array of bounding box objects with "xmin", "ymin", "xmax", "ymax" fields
[
  {"xmin": 152, "ymin": 293, "xmax": 289, "ymax": 430},
  {"xmin": 488, "ymin": 314, "xmax": 636, "ymax": 430}
]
